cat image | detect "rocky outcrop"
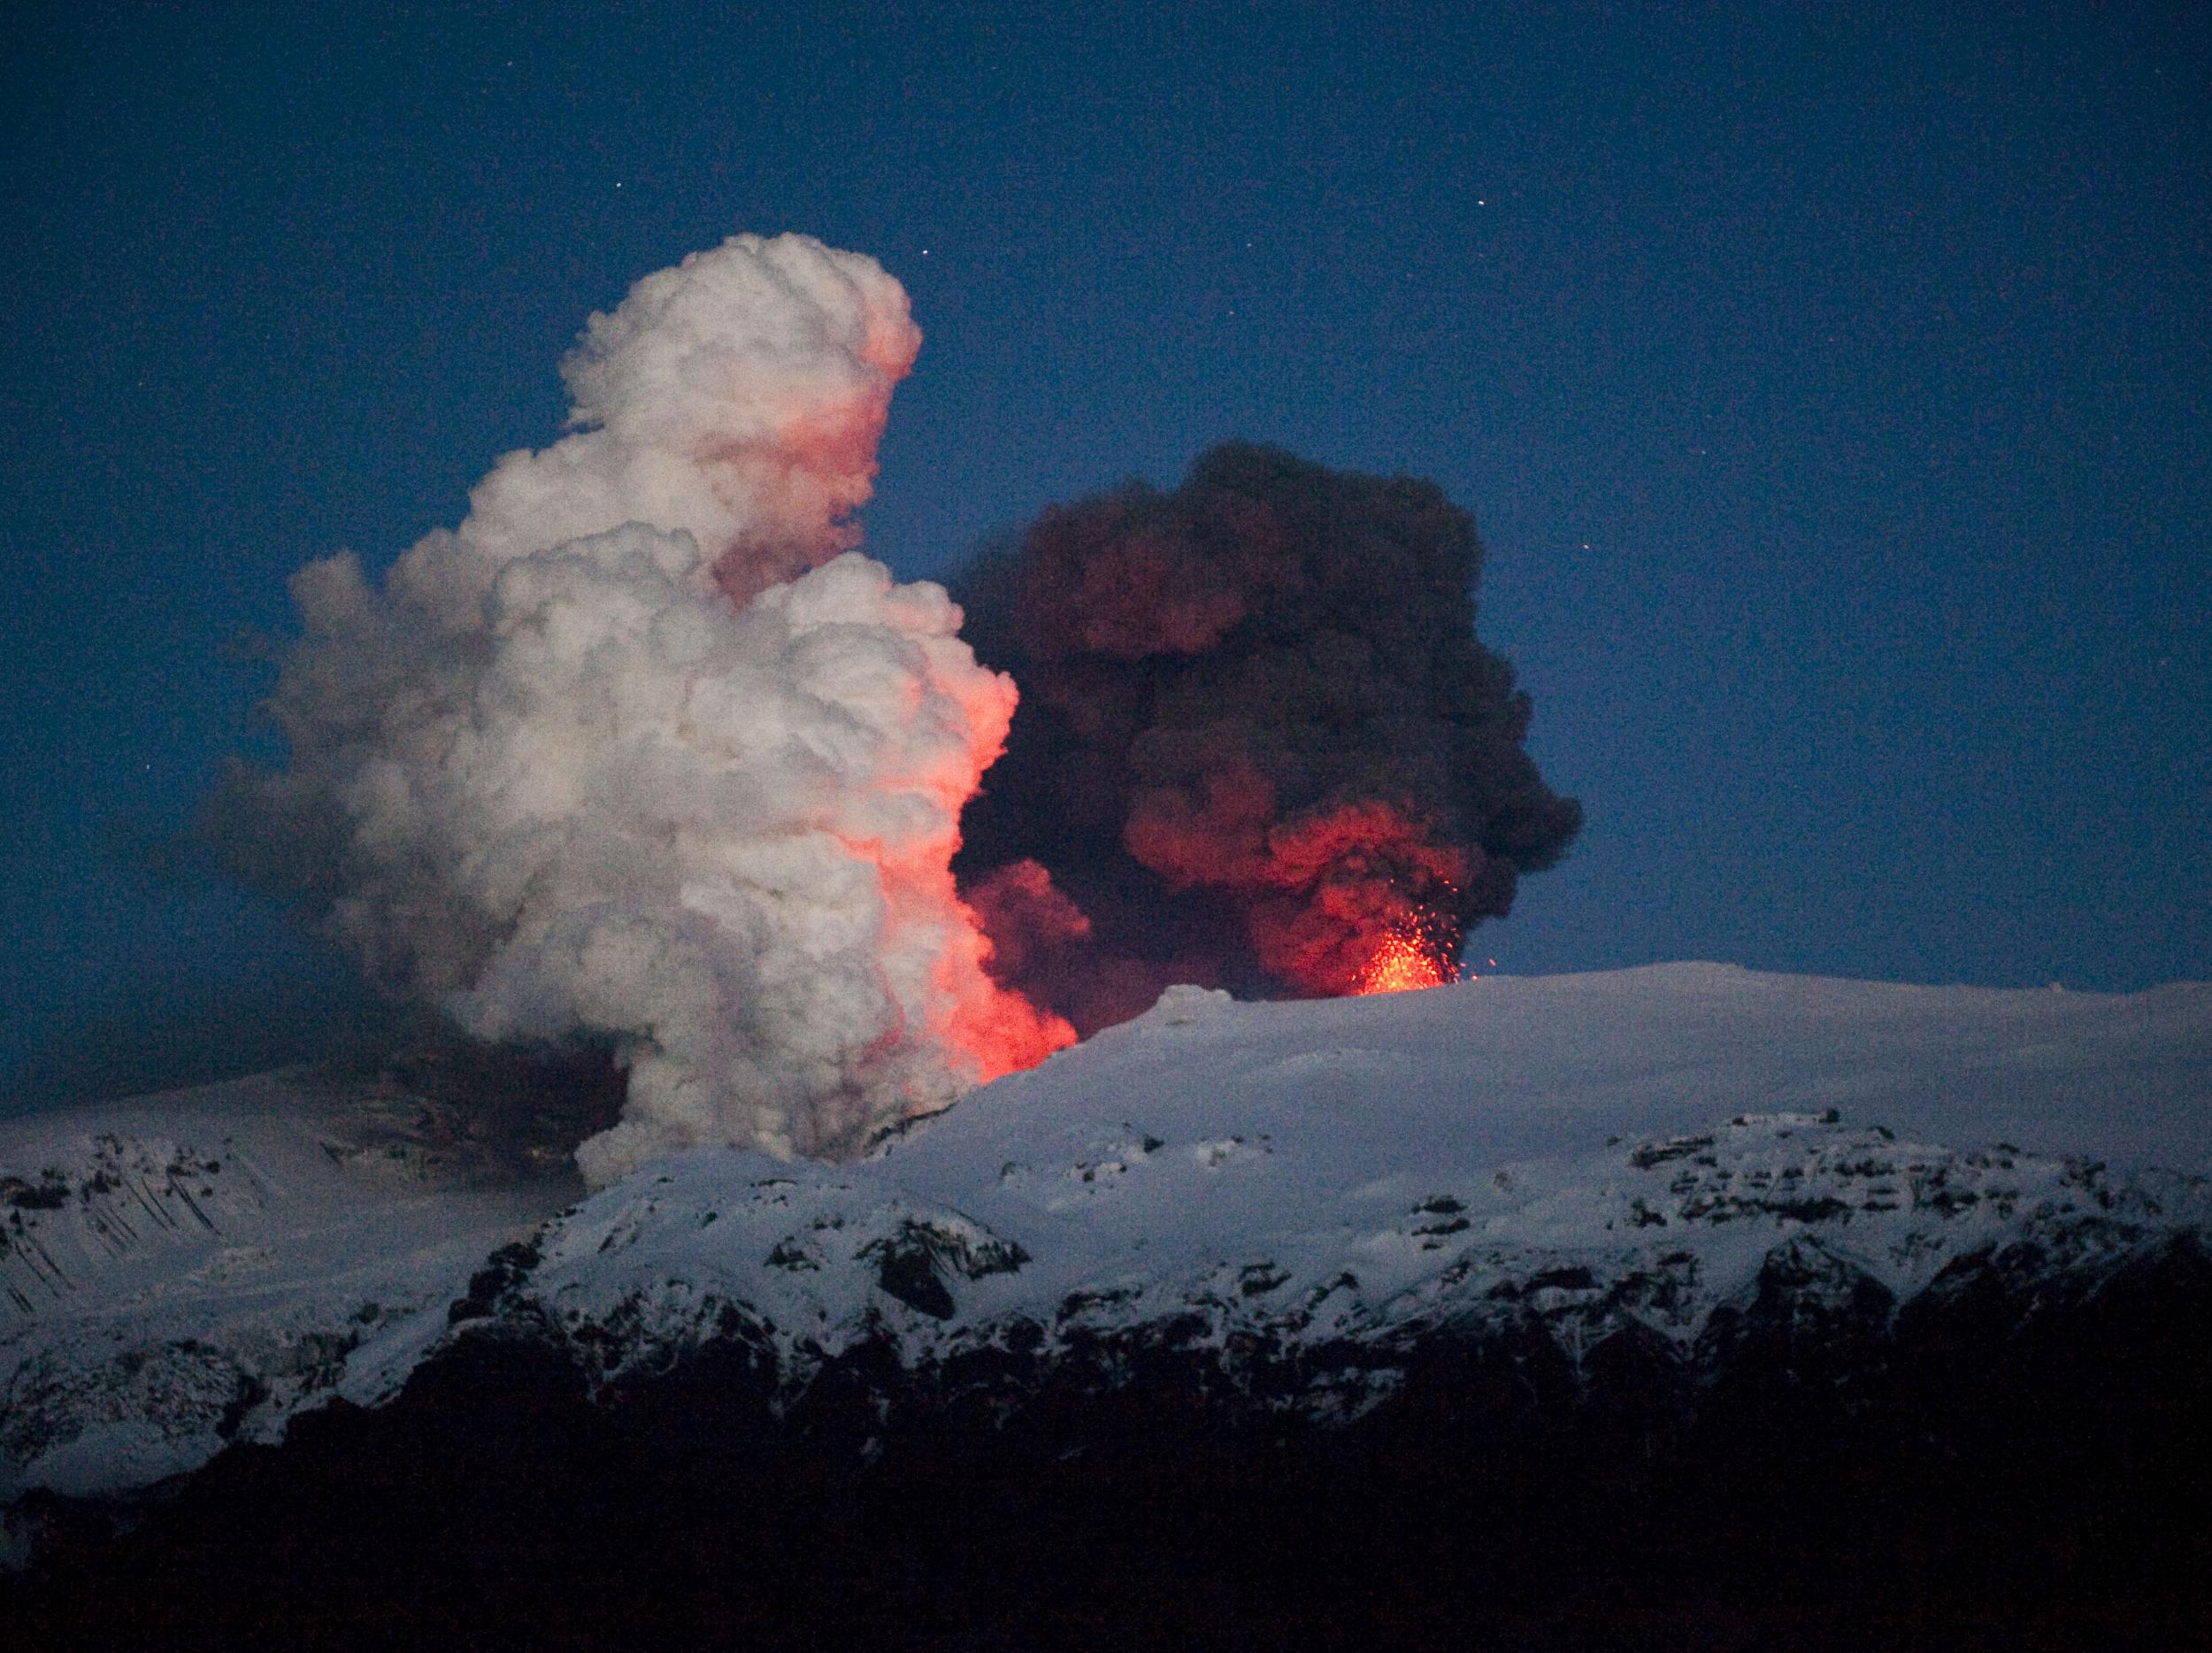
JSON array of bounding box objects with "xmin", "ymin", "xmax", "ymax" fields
[{"xmin": 7, "ymin": 1123, "xmax": 2208, "ymax": 1649}]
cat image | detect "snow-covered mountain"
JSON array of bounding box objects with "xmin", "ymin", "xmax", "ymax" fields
[{"xmin": 6, "ymin": 965, "xmax": 2210, "ymax": 1645}]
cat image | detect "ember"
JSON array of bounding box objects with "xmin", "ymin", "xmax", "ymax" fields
[{"xmin": 1354, "ymin": 919, "xmax": 1457, "ymax": 995}]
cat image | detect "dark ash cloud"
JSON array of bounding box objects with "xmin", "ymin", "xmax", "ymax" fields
[{"xmin": 956, "ymin": 442, "xmax": 1582, "ymax": 1032}]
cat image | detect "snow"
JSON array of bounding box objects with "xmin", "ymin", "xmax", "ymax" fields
[
  {"xmin": 911, "ymin": 965, "xmax": 2212, "ymax": 1188},
  {"xmin": 869, "ymin": 965, "xmax": 2211, "ymax": 1304},
  {"xmin": 0, "ymin": 1070, "xmax": 572, "ymax": 1498},
  {"xmin": 4, "ymin": 963, "xmax": 2208, "ymax": 1515}
]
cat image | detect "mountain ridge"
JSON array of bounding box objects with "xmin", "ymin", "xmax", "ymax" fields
[{"xmin": 5, "ymin": 965, "xmax": 2210, "ymax": 1644}]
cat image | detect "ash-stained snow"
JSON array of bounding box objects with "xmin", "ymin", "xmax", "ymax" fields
[{"xmin": 5, "ymin": 965, "xmax": 2209, "ymax": 1527}]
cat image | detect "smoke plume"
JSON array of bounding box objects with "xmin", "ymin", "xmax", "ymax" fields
[
  {"xmin": 213, "ymin": 234, "xmax": 1070, "ymax": 1185},
  {"xmin": 955, "ymin": 442, "xmax": 1582, "ymax": 1032}
]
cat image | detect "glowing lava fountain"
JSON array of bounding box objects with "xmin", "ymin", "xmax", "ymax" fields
[{"xmin": 1353, "ymin": 919, "xmax": 1459, "ymax": 996}]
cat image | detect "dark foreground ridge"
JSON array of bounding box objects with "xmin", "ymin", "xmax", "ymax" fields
[{"xmin": 9, "ymin": 1229, "xmax": 2210, "ymax": 1651}]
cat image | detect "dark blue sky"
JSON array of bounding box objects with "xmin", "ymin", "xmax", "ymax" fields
[{"xmin": 5, "ymin": 1, "xmax": 2208, "ymax": 1103}]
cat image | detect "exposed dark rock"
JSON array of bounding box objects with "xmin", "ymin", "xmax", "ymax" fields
[
  {"xmin": 861, "ymin": 1219, "xmax": 1029, "ymax": 1320},
  {"xmin": 6, "ymin": 1225, "xmax": 2210, "ymax": 1649},
  {"xmin": 444, "ymin": 1239, "xmax": 542, "ymax": 1325}
]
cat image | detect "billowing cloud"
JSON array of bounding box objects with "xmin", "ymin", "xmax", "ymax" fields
[
  {"xmin": 213, "ymin": 234, "xmax": 1070, "ymax": 1185},
  {"xmin": 956, "ymin": 442, "xmax": 1582, "ymax": 1029}
]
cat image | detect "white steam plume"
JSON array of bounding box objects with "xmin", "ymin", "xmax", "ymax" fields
[{"xmin": 219, "ymin": 233, "xmax": 1071, "ymax": 1185}]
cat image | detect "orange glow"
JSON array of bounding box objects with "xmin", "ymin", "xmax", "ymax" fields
[{"xmin": 1354, "ymin": 919, "xmax": 1457, "ymax": 996}]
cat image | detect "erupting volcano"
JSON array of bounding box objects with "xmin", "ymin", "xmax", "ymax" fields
[{"xmin": 211, "ymin": 231, "xmax": 1576, "ymax": 1181}]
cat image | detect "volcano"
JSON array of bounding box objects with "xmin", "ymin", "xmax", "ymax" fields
[{"xmin": 4, "ymin": 965, "xmax": 2210, "ymax": 1648}]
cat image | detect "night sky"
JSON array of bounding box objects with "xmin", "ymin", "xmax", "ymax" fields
[{"xmin": 5, "ymin": 2, "xmax": 2208, "ymax": 1105}]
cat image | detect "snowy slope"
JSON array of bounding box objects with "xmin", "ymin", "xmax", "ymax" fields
[
  {"xmin": 6, "ymin": 964, "xmax": 2209, "ymax": 1536},
  {"xmin": 0, "ymin": 1069, "xmax": 575, "ymax": 1511},
  {"xmin": 887, "ymin": 963, "xmax": 2212, "ymax": 1267}
]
